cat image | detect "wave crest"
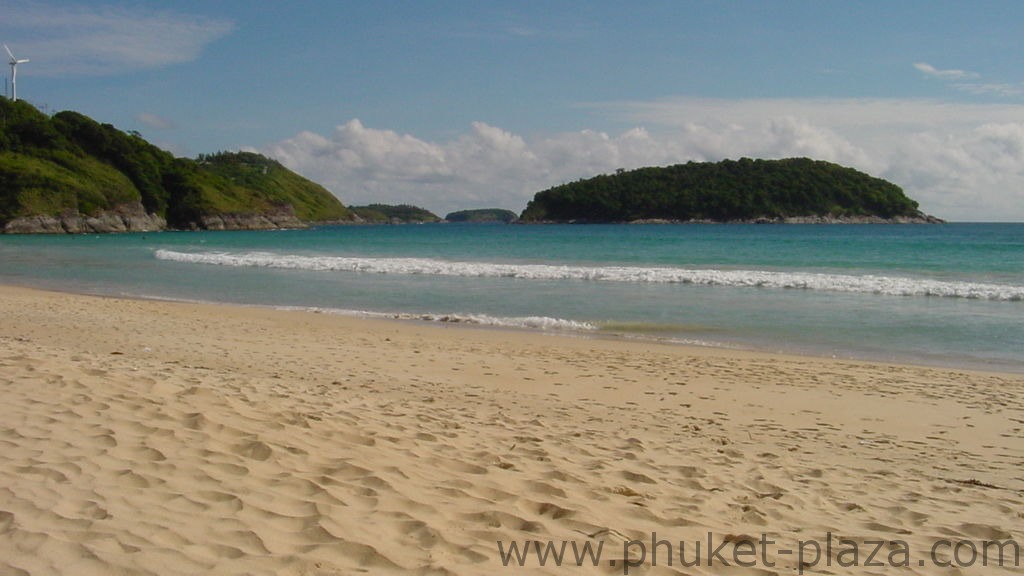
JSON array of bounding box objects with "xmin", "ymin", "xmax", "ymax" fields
[
  {"xmin": 154, "ymin": 249, "xmax": 1024, "ymax": 301},
  {"xmin": 274, "ymin": 306, "xmax": 597, "ymax": 331}
]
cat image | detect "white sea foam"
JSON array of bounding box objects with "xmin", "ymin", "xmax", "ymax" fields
[
  {"xmin": 154, "ymin": 249, "xmax": 1024, "ymax": 301},
  {"xmin": 273, "ymin": 305, "xmax": 598, "ymax": 331}
]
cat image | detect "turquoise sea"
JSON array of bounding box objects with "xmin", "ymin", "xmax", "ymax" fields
[{"xmin": 1, "ymin": 223, "xmax": 1021, "ymax": 372}]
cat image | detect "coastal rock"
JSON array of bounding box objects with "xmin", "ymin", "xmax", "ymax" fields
[
  {"xmin": 529, "ymin": 213, "xmax": 945, "ymax": 225},
  {"xmin": 200, "ymin": 207, "xmax": 306, "ymax": 231},
  {"xmin": 620, "ymin": 213, "xmax": 946, "ymax": 225},
  {"xmin": 2, "ymin": 203, "xmax": 323, "ymax": 234},
  {"xmin": 2, "ymin": 215, "xmax": 67, "ymax": 234},
  {"xmin": 776, "ymin": 213, "xmax": 945, "ymax": 224},
  {"xmin": 3, "ymin": 203, "xmax": 167, "ymax": 234},
  {"xmin": 627, "ymin": 218, "xmax": 674, "ymax": 225}
]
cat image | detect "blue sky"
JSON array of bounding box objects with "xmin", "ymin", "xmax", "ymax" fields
[{"xmin": 4, "ymin": 1, "xmax": 1024, "ymax": 220}]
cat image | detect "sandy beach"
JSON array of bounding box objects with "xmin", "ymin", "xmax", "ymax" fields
[{"xmin": 0, "ymin": 284, "xmax": 1021, "ymax": 575}]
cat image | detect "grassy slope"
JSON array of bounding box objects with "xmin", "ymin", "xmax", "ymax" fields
[
  {"xmin": 198, "ymin": 152, "xmax": 352, "ymax": 221},
  {"xmin": 0, "ymin": 99, "xmax": 352, "ymax": 228},
  {"xmin": 0, "ymin": 100, "xmax": 141, "ymax": 221},
  {"xmin": 0, "ymin": 151, "xmax": 138, "ymax": 219}
]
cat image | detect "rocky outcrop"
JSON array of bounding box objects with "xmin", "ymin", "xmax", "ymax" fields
[
  {"xmin": 199, "ymin": 207, "xmax": 306, "ymax": 231},
  {"xmin": 1, "ymin": 203, "xmax": 324, "ymax": 234},
  {"xmin": 618, "ymin": 213, "xmax": 945, "ymax": 225},
  {"xmin": 2, "ymin": 215, "xmax": 67, "ymax": 234},
  {"xmin": 773, "ymin": 213, "xmax": 945, "ymax": 224},
  {"xmin": 3, "ymin": 202, "xmax": 167, "ymax": 234}
]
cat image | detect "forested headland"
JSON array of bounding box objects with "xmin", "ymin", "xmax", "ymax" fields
[{"xmin": 0, "ymin": 99, "xmax": 353, "ymax": 233}]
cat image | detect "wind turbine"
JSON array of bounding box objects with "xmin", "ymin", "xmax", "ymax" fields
[{"xmin": 4, "ymin": 44, "xmax": 29, "ymax": 102}]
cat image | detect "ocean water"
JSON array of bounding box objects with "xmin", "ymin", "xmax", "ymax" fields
[{"xmin": 1, "ymin": 223, "xmax": 1021, "ymax": 372}]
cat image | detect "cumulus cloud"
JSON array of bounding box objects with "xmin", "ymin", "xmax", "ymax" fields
[
  {"xmin": 262, "ymin": 98, "xmax": 1024, "ymax": 221},
  {"xmin": 0, "ymin": 0, "xmax": 234, "ymax": 76}
]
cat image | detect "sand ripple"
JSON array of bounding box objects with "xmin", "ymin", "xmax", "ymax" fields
[{"xmin": 1, "ymin": 286, "xmax": 1022, "ymax": 575}]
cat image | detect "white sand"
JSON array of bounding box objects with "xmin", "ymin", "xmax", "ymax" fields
[{"xmin": 0, "ymin": 285, "xmax": 1021, "ymax": 575}]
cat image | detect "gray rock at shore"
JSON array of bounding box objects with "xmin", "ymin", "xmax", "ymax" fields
[
  {"xmin": 527, "ymin": 213, "xmax": 945, "ymax": 225},
  {"xmin": 621, "ymin": 213, "xmax": 945, "ymax": 225},
  {"xmin": 773, "ymin": 213, "xmax": 945, "ymax": 224},
  {"xmin": 2, "ymin": 203, "xmax": 317, "ymax": 234},
  {"xmin": 3, "ymin": 202, "xmax": 167, "ymax": 234},
  {"xmin": 199, "ymin": 206, "xmax": 306, "ymax": 231}
]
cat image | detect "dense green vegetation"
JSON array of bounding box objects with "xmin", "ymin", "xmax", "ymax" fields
[
  {"xmin": 350, "ymin": 204, "xmax": 441, "ymax": 223},
  {"xmin": 195, "ymin": 151, "xmax": 353, "ymax": 222},
  {"xmin": 444, "ymin": 208, "xmax": 518, "ymax": 223},
  {"xmin": 0, "ymin": 99, "xmax": 351, "ymax": 229},
  {"xmin": 520, "ymin": 158, "xmax": 926, "ymax": 223},
  {"xmin": 0, "ymin": 101, "xmax": 140, "ymax": 222}
]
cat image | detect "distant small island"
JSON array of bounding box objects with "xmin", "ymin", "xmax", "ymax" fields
[
  {"xmin": 348, "ymin": 206, "xmax": 518, "ymax": 224},
  {"xmin": 0, "ymin": 99, "xmax": 355, "ymax": 233},
  {"xmin": 519, "ymin": 158, "xmax": 942, "ymax": 224},
  {"xmin": 444, "ymin": 208, "xmax": 518, "ymax": 223},
  {"xmin": 349, "ymin": 204, "xmax": 441, "ymax": 224}
]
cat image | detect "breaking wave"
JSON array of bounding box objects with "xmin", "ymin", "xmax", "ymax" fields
[
  {"xmin": 273, "ymin": 306, "xmax": 598, "ymax": 331},
  {"xmin": 154, "ymin": 249, "xmax": 1024, "ymax": 301}
]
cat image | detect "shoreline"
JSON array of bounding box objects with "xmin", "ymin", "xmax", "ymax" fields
[
  {"xmin": 2, "ymin": 283, "xmax": 1019, "ymax": 418},
  {"xmin": 5, "ymin": 277, "xmax": 1021, "ymax": 375},
  {"xmin": 2, "ymin": 283, "xmax": 1022, "ymax": 574}
]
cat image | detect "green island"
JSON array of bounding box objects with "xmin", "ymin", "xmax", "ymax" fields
[
  {"xmin": 520, "ymin": 158, "xmax": 941, "ymax": 223},
  {"xmin": 444, "ymin": 208, "xmax": 518, "ymax": 223},
  {"xmin": 349, "ymin": 204, "xmax": 441, "ymax": 224},
  {"xmin": 0, "ymin": 99, "xmax": 354, "ymax": 233}
]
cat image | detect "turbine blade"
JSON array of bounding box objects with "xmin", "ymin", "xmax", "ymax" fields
[{"xmin": 3, "ymin": 44, "xmax": 14, "ymax": 60}]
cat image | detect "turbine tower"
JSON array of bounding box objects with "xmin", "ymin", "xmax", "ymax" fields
[{"xmin": 4, "ymin": 44, "xmax": 29, "ymax": 102}]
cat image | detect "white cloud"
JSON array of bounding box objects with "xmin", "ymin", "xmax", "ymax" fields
[
  {"xmin": 912, "ymin": 62, "xmax": 1024, "ymax": 99},
  {"xmin": 269, "ymin": 120, "xmax": 453, "ymax": 184},
  {"xmin": 135, "ymin": 112, "xmax": 174, "ymax": 130},
  {"xmin": 263, "ymin": 98, "xmax": 1024, "ymax": 221},
  {"xmin": 263, "ymin": 120, "xmax": 679, "ymax": 213},
  {"xmin": 0, "ymin": 1, "xmax": 234, "ymax": 76},
  {"xmin": 914, "ymin": 62, "xmax": 978, "ymax": 81}
]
